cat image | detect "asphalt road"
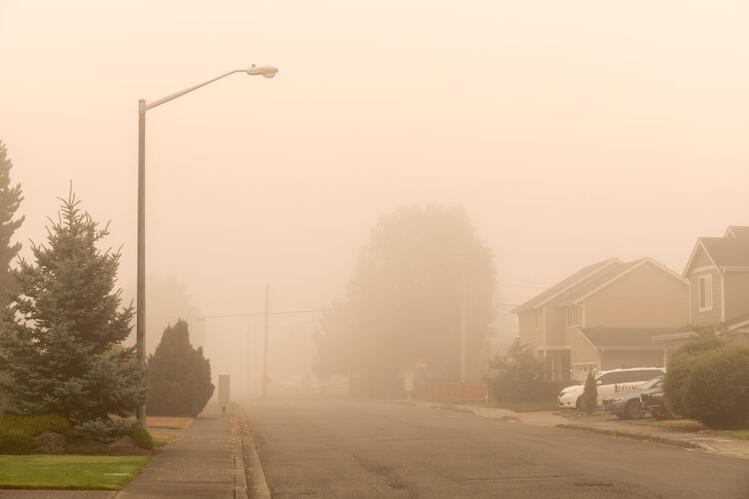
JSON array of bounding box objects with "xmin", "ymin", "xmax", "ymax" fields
[{"xmin": 247, "ymin": 398, "xmax": 749, "ymax": 498}]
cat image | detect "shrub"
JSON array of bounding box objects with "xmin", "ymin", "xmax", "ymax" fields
[
  {"xmin": 129, "ymin": 425, "xmax": 154, "ymax": 450},
  {"xmin": 582, "ymin": 370, "xmax": 597, "ymax": 415},
  {"xmin": 146, "ymin": 320, "xmax": 214, "ymax": 417},
  {"xmin": 73, "ymin": 418, "xmax": 137, "ymax": 443},
  {"xmin": 0, "ymin": 413, "xmax": 71, "ymax": 437},
  {"xmin": 665, "ymin": 342, "xmax": 749, "ymax": 429},
  {"xmin": 0, "ymin": 428, "xmax": 33, "ymax": 454},
  {"xmin": 488, "ymin": 341, "xmax": 567, "ymax": 403}
]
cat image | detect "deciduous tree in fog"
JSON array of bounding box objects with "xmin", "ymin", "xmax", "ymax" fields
[
  {"xmin": 146, "ymin": 319, "xmax": 214, "ymax": 417},
  {"xmin": 0, "ymin": 190, "xmax": 147, "ymax": 422},
  {"xmin": 314, "ymin": 204, "xmax": 496, "ymax": 394},
  {"xmin": 0, "ymin": 141, "xmax": 24, "ymax": 306}
]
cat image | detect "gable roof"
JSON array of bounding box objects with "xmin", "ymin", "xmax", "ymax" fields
[
  {"xmin": 683, "ymin": 235, "xmax": 749, "ymax": 275},
  {"xmin": 511, "ymin": 258, "xmax": 620, "ymax": 313},
  {"xmin": 725, "ymin": 226, "xmax": 749, "ymax": 239},
  {"xmin": 514, "ymin": 257, "xmax": 684, "ymax": 314},
  {"xmin": 578, "ymin": 327, "xmax": 681, "ymax": 349},
  {"xmin": 561, "ymin": 257, "xmax": 685, "ymax": 305}
]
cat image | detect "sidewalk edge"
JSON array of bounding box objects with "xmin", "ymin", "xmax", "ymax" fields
[{"xmin": 555, "ymin": 423, "xmax": 702, "ymax": 450}]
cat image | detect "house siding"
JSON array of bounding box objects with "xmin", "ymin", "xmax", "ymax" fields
[
  {"xmin": 518, "ymin": 310, "xmax": 543, "ymax": 350},
  {"xmin": 689, "ymin": 269, "xmax": 723, "ymax": 326},
  {"xmin": 600, "ymin": 350, "xmax": 665, "ymax": 370},
  {"xmin": 545, "ymin": 306, "xmax": 566, "ymax": 345},
  {"xmin": 583, "ymin": 262, "xmax": 689, "ymax": 328},
  {"xmin": 723, "ymin": 272, "xmax": 749, "ymax": 322},
  {"xmin": 566, "ymin": 329, "xmax": 599, "ymax": 381}
]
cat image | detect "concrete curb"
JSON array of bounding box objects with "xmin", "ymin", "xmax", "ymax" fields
[
  {"xmin": 231, "ymin": 409, "xmax": 249, "ymax": 499},
  {"xmin": 555, "ymin": 423, "xmax": 703, "ymax": 450},
  {"xmin": 236, "ymin": 405, "xmax": 271, "ymax": 499}
]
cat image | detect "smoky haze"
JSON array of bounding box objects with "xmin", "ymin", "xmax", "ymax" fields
[{"xmin": 1, "ymin": 0, "xmax": 747, "ymax": 396}]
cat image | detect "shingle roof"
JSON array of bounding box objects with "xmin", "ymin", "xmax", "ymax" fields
[
  {"xmin": 513, "ymin": 257, "xmax": 682, "ymax": 313},
  {"xmin": 578, "ymin": 327, "xmax": 682, "ymax": 348},
  {"xmin": 554, "ymin": 259, "xmax": 644, "ymax": 305},
  {"xmin": 698, "ymin": 237, "xmax": 749, "ymax": 267},
  {"xmin": 511, "ymin": 258, "xmax": 620, "ymax": 313}
]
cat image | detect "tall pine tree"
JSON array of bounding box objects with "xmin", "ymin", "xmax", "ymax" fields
[
  {"xmin": 0, "ymin": 141, "xmax": 24, "ymax": 305},
  {"xmin": 0, "ymin": 189, "xmax": 146, "ymax": 423}
]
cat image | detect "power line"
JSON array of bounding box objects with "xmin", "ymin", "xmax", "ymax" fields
[{"xmin": 181, "ymin": 302, "xmax": 521, "ymax": 321}]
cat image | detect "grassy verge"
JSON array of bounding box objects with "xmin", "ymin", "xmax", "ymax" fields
[
  {"xmin": 0, "ymin": 455, "xmax": 149, "ymax": 490},
  {"xmin": 628, "ymin": 419, "xmax": 705, "ymax": 432},
  {"xmin": 488, "ymin": 401, "xmax": 560, "ymax": 412},
  {"xmin": 706, "ymin": 429, "xmax": 749, "ymax": 440}
]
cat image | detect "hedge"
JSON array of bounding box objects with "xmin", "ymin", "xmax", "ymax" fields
[{"xmin": 664, "ymin": 342, "xmax": 749, "ymax": 429}]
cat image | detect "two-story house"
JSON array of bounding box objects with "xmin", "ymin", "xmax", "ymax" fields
[
  {"xmin": 513, "ymin": 257, "xmax": 689, "ymax": 381},
  {"xmin": 654, "ymin": 226, "xmax": 749, "ymax": 354}
]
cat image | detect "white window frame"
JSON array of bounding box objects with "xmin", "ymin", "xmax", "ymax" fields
[
  {"xmin": 566, "ymin": 305, "xmax": 579, "ymax": 327},
  {"xmin": 697, "ymin": 274, "xmax": 713, "ymax": 312},
  {"xmin": 534, "ymin": 308, "xmax": 542, "ymax": 329}
]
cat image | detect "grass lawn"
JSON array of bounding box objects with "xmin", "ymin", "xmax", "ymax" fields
[
  {"xmin": 628, "ymin": 418, "xmax": 706, "ymax": 432},
  {"xmin": 707, "ymin": 429, "xmax": 749, "ymax": 440},
  {"xmin": 488, "ymin": 400, "xmax": 560, "ymax": 412},
  {"xmin": 0, "ymin": 455, "xmax": 149, "ymax": 490}
]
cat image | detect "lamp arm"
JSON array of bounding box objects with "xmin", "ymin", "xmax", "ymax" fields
[{"xmin": 144, "ymin": 69, "xmax": 246, "ymax": 111}]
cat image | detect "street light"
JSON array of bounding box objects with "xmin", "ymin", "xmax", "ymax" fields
[{"xmin": 136, "ymin": 65, "xmax": 278, "ymax": 423}]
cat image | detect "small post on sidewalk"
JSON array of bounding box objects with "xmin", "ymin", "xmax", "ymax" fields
[
  {"xmin": 261, "ymin": 283, "xmax": 270, "ymax": 398},
  {"xmin": 218, "ymin": 374, "xmax": 230, "ymax": 416}
]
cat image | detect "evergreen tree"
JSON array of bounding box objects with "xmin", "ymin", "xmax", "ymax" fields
[
  {"xmin": 0, "ymin": 190, "xmax": 146, "ymax": 422},
  {"xmin": 582, "ymin": 370, "xmax": 598, "ymax": 415},
  {"xmin": 146, "ymin": 320, "xmax": 214, "ymax": 417},
  {"xmin": 314, "ymin": 204, "xmax": 496, "ymax": 395},
  {"xmin": 0, "ymin": 141, "xmax": 24, "ymax": 305}
]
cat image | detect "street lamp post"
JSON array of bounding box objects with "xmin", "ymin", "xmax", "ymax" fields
[{"xmin": 136, "ymin": 65, "xmax": 278, "ymax": 423}]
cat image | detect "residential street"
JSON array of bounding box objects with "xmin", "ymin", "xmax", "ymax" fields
[{"xmin": 248, "ymin": 398, "xmax": 749, "ymax": 498}]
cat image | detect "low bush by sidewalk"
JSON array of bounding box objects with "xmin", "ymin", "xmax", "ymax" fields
[{"xmin": 0, "ymin": 413, "xmax": 153, "ymax": 455}]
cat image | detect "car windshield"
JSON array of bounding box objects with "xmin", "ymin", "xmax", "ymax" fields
[{"xmin": 639, "ymin": 376, "xmax": 663, "ymax": 390}]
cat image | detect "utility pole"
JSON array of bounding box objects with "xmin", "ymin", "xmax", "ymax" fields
[
  {"xmin": 136, "ymin": 99, "xmax": 146, "ymax": 425},
  {"xmin": 459, "ymin": 250, "xmax": 467, "ymax": 385},
  {"xmin": 246, "ymin": 320, "xmax": 252, "ymax": 400},
  {"xmin": 261, "ymin": 283, "xmax": 270, "ymax": 397}
]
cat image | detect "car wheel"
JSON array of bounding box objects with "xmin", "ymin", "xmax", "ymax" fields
[
  {"xmin": 575, "ymin": 396, "xmax": 583, "ymax": 411},
  {"xmin": 624, "ymin": 400, "xmax": 643, "ymax": 419},
  {"xmin": 652, "ymin": 407, "xmax": 671, "ymax": 420}
]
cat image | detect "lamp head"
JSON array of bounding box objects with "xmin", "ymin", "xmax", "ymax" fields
[{"xmin": 247, "ymin": 64, "xmax": 279, "ymax": 79}]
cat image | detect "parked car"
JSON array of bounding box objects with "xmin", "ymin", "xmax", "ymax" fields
[
  {"xmin": 640, "ymin": 383, "xmax": 672, "ymax": 419},
  {"xmin": 558, "ymin": 367, "xmax": 666, "ymax": 410},
  {"xmin": 602, "ymin": 376, "xmax": 663, "ymax": 419}
]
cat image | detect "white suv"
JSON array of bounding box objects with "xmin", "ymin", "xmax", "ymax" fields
[{"xmin": 558, "ymin": 367, "xmax": 665, "ymax": 409}]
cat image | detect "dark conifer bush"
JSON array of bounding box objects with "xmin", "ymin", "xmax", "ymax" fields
[
  {"xmin": 582, "ymin": 370, "xmax": 597, "ymax": 415},
  {"xmin": 146, "ymin": 320, "xmax": 214, "ymax": 417}
]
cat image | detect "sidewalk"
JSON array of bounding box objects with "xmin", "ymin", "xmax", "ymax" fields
[
  {"xmin": 115, "ymin": 414, "xmax": 242, "ymax": 499},
  {"xmin": 407, "ymin": 400, "xmax": 749, "ymax": 460}
]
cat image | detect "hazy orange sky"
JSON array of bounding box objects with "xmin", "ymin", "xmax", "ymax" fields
[{"xmin": 1, "ymin": 1, "xmax": 747, "ymax": 392}]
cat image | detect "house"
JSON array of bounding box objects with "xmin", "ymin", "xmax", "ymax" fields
[
  {"xmin": 653, "ymin": 226, "xmax": 749, "ymax": 354},
  {"xmin": 513, "ymin": 257, "xmax": 689, "ymax": 381}
]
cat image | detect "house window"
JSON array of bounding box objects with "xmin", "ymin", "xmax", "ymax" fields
[
  {"xmin": 566, "ymin": 305, "xmax": 579, "ymax": 327},
  {"xmin": 534, "ymin": 309, "xmax": 542, "ymax": 329},
  {"xmin": 698, "ymin": 274, "xmax": 713, "ymax": 311}
]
